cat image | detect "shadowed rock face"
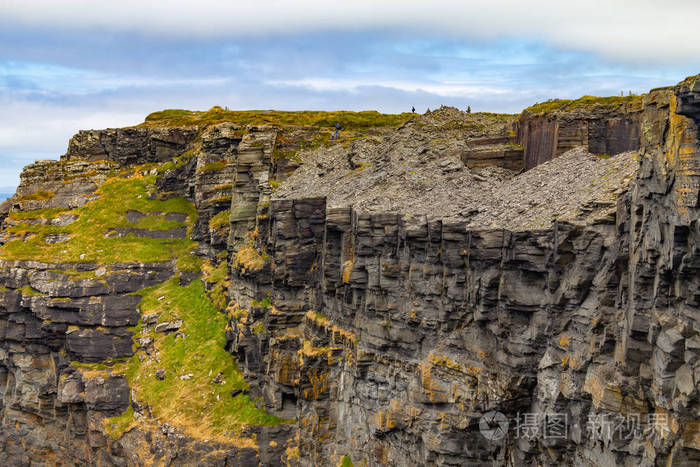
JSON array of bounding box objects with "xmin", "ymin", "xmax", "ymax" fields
[
  {"xmin": 0, "ymin": 76, "xmax": 699, "ymax": 466},
  {"xmin": 229, "ymin": 79, "xmax": 700, "ymax": 466},
  {"xmin": 517, "ymin": 89, "xmax": 673, "ymax": 170},
  {"xmin": 64, "ymin": 127, "xmax": 199, "ymax": 165},
  {"xmin": 675, "ymin": 77, "xmax": 700, "ymax": 118}
]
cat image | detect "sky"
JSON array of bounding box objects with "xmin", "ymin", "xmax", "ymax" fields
[{"xmin": 1, "ymin": 1, "xmax": 700, "ymax": 189}]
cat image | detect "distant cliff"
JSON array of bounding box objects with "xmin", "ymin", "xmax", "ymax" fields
[{"xmin": 0, "ymin": 77, "xmax": 698, "ymax": 466}]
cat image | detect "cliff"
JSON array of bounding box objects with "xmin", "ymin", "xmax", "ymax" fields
[
  {"xmin": 0, "ymin": 77, "xmax": 698, "ymax": 466},
  {"xmin": 517, "ymin": 89, "xmax": 673, "ymax": 170}
]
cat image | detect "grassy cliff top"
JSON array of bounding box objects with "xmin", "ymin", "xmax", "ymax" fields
[
  {"xmin": 1, "ymin": 173, "xmax": 197, "ymax": 265},
  {"xmin": 523, "ymin": 94, "xmax": 644, "ymax": 115},
  {"xmin": 140, "ymin": 106, "xmax": 416, "ymax": 129}
]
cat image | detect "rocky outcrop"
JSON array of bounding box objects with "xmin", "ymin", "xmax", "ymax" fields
[
  {"xmin": 8, "ymin": 159, "xmax": 118, "ymax": 212},
  {"xmin": 0, "ymin": 122, "xmax": 287, "ymax": 464},
  {"xmin": 227, "ymin": 78, "xmax": 700, "ymax": 466},
  {"xmin": 1, "ymin": 75, "xmax": 699, "ymax": 466},
  {"xmin": 461, "ymin": 136, "xmax": 524, "ymax": 172},
  {"xmin": 517, "ymin": 89, "xmax": 673, "ymax": 169},
  {"xmin": 64, "ymin": 126, "xmax": 198, "ymax": 164},
  {"xmin": 0, "ymin": 261, "xmax": 167, "ymax": 465},
  {"xmin": 155, "ymin": 123, "xmax": 276, "ymax": 256}
]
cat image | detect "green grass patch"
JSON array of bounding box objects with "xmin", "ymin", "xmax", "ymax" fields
[
  {"xmin": 8, "ymin": 208, "xmax": 67, "ymax": 221},
  {"xmin": 141, "ymin": 108, "xmax": 415, "ymax": 131},
  {"xmin": 207, "ymin": 195, "xmax": 233, "ymax": 205},
  {"xmin": 18, "ymin": 190, "xmax": 55, "ymax": 201},
  {"xmin": 177, "ymin": 253, "xmax": 203, "ymax": 274},
  {"xmin": 209, "ymin": 210, "xmax": 230, "ymax": 232},
  {"xmin": 198, "ymin": 160, "xmax": 230, "ymax": 173},
  {"xmin": 0, "ymin": 174, "xmax": 197, "ymax": 264},
  {"xmin": 251, "ymin": 322, "xmax": 266, "ymax": 334},
  {"xmin": 251, "ymin": 295, "xmax": 271, "ymax": 308},
  {"xmin": 103, "ymin": 404, "xmax": 135, "ymax": 440},
  {"xmin": 202, "ymin": 259, "xmax": 229, "ymax": 310},
  {"xmin": 131, "ymin": 214, "xmax": 183, "ymax": 231},
  {"xmin": 272, "ymin": 148, "xmax": 303, "ymax": 163},
  {"xmin": 568, "ymin": 94, "xmax": 642, "ymax": 109},
  {"xmin": 234, "ymin": 245, "xmax": 269, "ymax": 273},
  {"xmin": 268, "ymin": 178, "xmax": 281, "ymax": 191},
  {"xmin": 107, "ymin": 278, "xmax": 284, "ymax": 442},
  {"xmin": 204, "ymin": 259, "xmax": 229, "ymax": 284},
  {"xmin": 522, "ymin": 99, "xmax": 574, "ymax": 114},
  {"xmin": 523, "ymin": 94, "xmax": 643, "ymax": 115},
  {"xmin": 156, "ymin": 148, "xmax": 197, "ymax": 175},
  {"xmin": 19, "ymin": 285, "xmax": 45, "ymax": 296}
]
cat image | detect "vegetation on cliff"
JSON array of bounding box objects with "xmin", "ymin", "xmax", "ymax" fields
[
  {"xmin": 1, "ymin": 173, "xmax": 196, "ymax": 264},
  {"xmin": 523, "ymin": 94, "xmax": 643, "ymax": 115},
  {"xmin": 104, "ymin": 278, "xmax": 284, "ymax": 442},
  {"xmin": 0, "ymin": 160, "xmax": 286, "ymax": 448},
  {"xmin": 202, "ymin": 257, "xmax": 230, "ymax": 310},
  {"xmin": 140, "ymin": 106, "xmax": 415, "ymax": 130},
  {"xmin": 233, "ymin": 228, "xmax": 269, "ymax": 273}
]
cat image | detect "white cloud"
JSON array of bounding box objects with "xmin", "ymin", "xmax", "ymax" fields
[
  {"xmin": 2, "ymin": 1, "xmax": 699, "ymax": 63},
  {"xmin": 0, "ymin": 99, "xmax": 144, "ymax": 152},
  {"xmin": 268, "ymin": 78, "xmax": 510, "ymax": 97},
  {"xmin": 0, "ymin": 61, "xmax": 229, "ymax": 96}
]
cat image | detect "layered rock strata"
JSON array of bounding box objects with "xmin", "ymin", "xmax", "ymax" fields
[
  {"xmin": 517, "ymin": 89, "xmax": 673, "ymax": 169},
  {"xmin": 0, "ymin": 125, "xmax": 292, "ymax": 465},
  {"xmin": 0, "ymin": 76, "xmax": 698, "ymax": 466},
  {"xmin": 230, "ymin": 79, "xmax": 700, "ymax": 466}
]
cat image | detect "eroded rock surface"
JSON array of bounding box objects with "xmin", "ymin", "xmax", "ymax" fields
[
  {"xmin": 0, "ymin": 76, "xmax": 699, "ymax": 466},
  {"xmin": 231, "ymin": 78, "xmax": 700, "ymax": 466}
]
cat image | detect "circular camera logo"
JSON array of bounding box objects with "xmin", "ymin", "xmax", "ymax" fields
[{"xmin": 479, "ymin": 411, "xmax": 509, "ymax": 441}]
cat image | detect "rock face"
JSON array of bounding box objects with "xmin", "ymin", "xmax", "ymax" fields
[
  {"xmin": 230, "ymin": 79, "xmax": 700, "ymax": 466},
  {"xmin": 0, "ymin": 76, "xmax": 699, "ymax": 466},
  {"xmin": 0, "ymin": 260, "xmax": 165, "ymax": 464},
  {"xmin": 0, "ymin": 123, "xmax": 290, "ymax": 466},
  {"xmin": 64, "ymin": 126, "xmax": 198, "ymax": 164},
  {"xmin": 460, "ymin": 135, "xmax": 524, "ymax": 172},
  {"xmin": 517, "ymin": 89, "xmax": 673, "ymax": 169}
]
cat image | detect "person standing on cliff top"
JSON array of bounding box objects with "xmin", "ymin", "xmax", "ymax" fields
[
  {"xmin": 333, "ymin": 122, "xmax": 341, "ymax": 140},
  {"xmin": 412, "ymin": 106, "xmax": 415, "ymax": 113}
]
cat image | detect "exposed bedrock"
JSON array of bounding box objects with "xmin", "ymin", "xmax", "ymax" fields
[
  {"xmin": 517, "ymin": 87, "xmax": 673, "ymax": 169},
  {"xmin": 64, "ymin": 126, "xmax": 198, "ymax": 165},
  {"xmin": 228, "ymin": 78, "xmax": 700, "ymax": 466},
  {"xmin": 0, "ymin": 75, "xmax": 699, "ymax": 466},
  {"xmin": 0, "ymin": 262, "xmax": 168, "ymax": 465}
]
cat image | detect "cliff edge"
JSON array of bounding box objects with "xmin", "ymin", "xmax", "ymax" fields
[{"xmin": 0, "ymin": 77, "xmax": 698, "ymax": 466}]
